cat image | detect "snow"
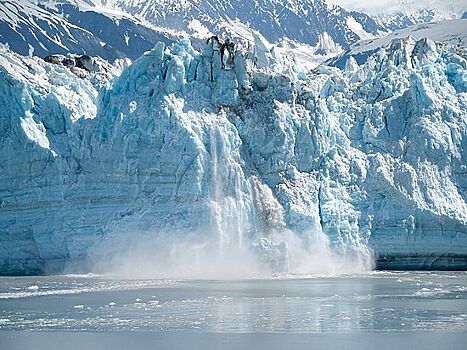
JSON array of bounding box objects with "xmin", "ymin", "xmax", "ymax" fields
[
  {"xmin": 187, "ymin": 19, "xmax": 212, "ymax": 39},
  {"xmin": 20, "ymin": 112, "xmax": 56, "ymax": 156},
  {"xmin": 0, "ymin": 0, "xmax": 176, "ymax": 62},
  {"xmin": 328, "ymin": 18, "xmax": 467, "ymax": 69},
  {"xmin": 0, "ymin": 34, "xmax": 466, "ymax": 275},
  {"xmin": 253, "ymin": 32, "xmax": 273, "ymax": 68},
  {"xmin": 351, "ymin": 19, "xmax": 467, "ymax": 55},
  {"xmin": 346, "ymin": 16, "xmax": 375, "ymax": 40},
  {"xmin": 315, "ymin": 32, "xmax": 343, "ymax": 55},
  {"xmin": 111, "ymin": 0, "xmax": 386, "ymax": 51}
]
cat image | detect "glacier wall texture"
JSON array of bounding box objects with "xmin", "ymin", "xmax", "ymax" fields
[{"xmin": 0, "ymin": 36, "xmax": 466, "ymax": 275}]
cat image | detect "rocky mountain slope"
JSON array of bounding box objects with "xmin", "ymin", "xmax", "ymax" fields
[
  {"xmin": 0, "ymin": 0, "xmax": 175, "ymax": 62},
  {"xmin": 4, "ymin": 0, "xmax": 456, "ymax": 64},
  {"xmin": 114, "ymin": 0, "xmax": 382, "ymax": 50},
  {"xmin": 2, "ymin": 0, "xmax": 463, "ymax": 70}
]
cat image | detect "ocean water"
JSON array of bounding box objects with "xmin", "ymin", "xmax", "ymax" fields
[{"xmin": 0, "ymin": 271, "xmax": 466, "ymax": 349}]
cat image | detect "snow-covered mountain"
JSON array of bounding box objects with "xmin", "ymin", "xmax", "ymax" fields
[
  {"xmin": 0, "ymin": 0, "xmax": 175, "ymax": 62},
  {"xmin": 2, "ymin": 0, "xmax": 465, "ymax": 65},
  {"xmin": 0, "ymin": 0, "xmax": 390, "ymax": 69},
  {"xmin": 327, "ymin": 18, "xmax": 467, "ymax": 68},
  {"xmin": 0, "ymin": 0, "xmax": 393, "ymax": 62},
  {"xmin": 113, "ymin": 0, "xmax": 384, "ymax": 51},
  {"xmin": 0, "ymin": 30, "xmax": 466, "ymax": 275},
  {"xmin": 2, "ymin": 0, "xmax": 462, "ymax": 66},
  {"xmin": 373, "ymin": 8, "xmax": 459, "ymax": 31}
]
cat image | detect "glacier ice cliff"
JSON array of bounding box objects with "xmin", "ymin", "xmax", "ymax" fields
[{"xmin": 0, "ymin": 35, "xmax": 466, "ymax": 275}]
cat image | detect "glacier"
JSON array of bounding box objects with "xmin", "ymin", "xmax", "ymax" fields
[
  {"xmin": 328, "ymin": 19, "xmax": 467, "ymax": 69},
  {"xmin": 0, "ymin": 33, "xmax": 466, "ymax": 276}
]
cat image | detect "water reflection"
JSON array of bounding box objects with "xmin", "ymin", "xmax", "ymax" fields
[{"xmin": 0, "ymin": 272, "xmax": 466, "ymax": 332}]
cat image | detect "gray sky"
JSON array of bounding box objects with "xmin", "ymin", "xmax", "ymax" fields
[{"xmin": 329, "ymin": 0, "xmax": 466, "ymax": 15}]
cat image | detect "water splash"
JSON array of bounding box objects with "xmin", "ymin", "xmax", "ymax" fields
[
  {"xmin": 208, "ymin": 117, "xmax": 249, "ymax": 252},
  {"xmin": 89, "ymin": 114, "xmax": 372, "ymax": 279}
]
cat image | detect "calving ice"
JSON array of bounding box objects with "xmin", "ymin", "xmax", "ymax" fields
[{"xmin": 0, "ymin": 30, "xmax": 466, "ymax": 276}]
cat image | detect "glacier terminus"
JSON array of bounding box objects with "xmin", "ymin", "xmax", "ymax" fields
[{"xmin": 0, "ymin": 27, "xmax": 466, "ymax": 276}]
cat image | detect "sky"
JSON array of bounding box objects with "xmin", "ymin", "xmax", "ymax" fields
[{"xmin": 329, "ymin": 0, "xmax": 466, "ymax": 15}]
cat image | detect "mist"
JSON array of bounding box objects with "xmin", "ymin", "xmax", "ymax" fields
[{"xmin": 85, "ymin": 226, "xmax": 373, "ymax": 280}]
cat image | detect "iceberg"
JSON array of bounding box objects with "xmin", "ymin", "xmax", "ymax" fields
[{"xmin": 0, "ymin": 35, "xmax": 466, "ymax": 275}]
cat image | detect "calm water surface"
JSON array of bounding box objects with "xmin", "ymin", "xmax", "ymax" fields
[{"xmin": 0, "ymin": 271, "xmax": 466, "ymax": 349}]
